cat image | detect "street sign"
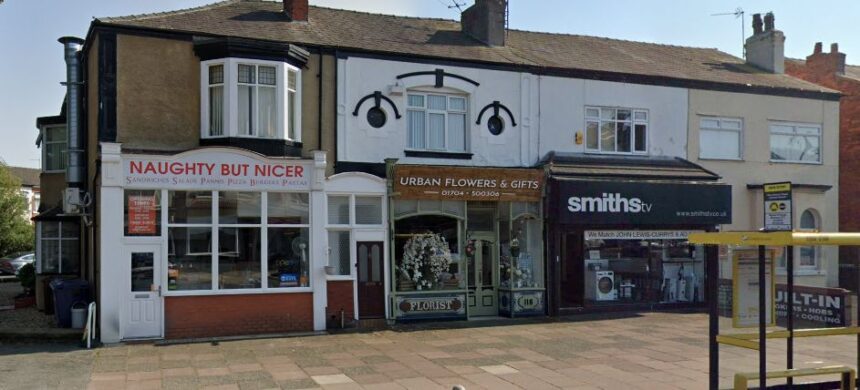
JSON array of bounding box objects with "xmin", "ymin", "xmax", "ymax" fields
[{"xmin": 763, "ymin": 182, "xmax": 792, "ymax": 231}]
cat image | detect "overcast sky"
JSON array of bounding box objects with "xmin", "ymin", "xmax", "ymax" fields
[{"xmin": 1, "ymin": 0, "xmax": 857, "ymax": 168}]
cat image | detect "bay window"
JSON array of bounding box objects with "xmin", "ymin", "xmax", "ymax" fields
[
  {"xmin": 201, "ymin": 58, "xmax": 301, "ymax": 142},
  {"xmin": 406, "ymin": 92, "xmax": 467, "ymax": 152},
  {"xmin": 585, "ymin": 107, "xmax": 647, "ymax": 154},
  {"xmin": 164, "ymin": 190, "xmax": 310, "ymax": 292}
]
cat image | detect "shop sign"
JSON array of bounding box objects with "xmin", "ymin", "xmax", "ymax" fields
[
  {"xmin": 763, "ymin": 182, "xmax": 792, "ymax": 231},
  {"xmin": 584, "ymin": 230, "xmax": 700, "ymax": 241},
  {"xmin": 123, "ymin": 149, "xmax": 312, "ymax": 191},
  {"xmin": 127, "ymin": 195, "xmax": 157, "ymax": 235},
  {"xmin": 393, "ymin": 165, "xmax": 543, "ymax": 202},
  {"xmin": 776, "ymin": 285, "xmax": 848, "ymax": 328},
  {"xmin": 553, "ymin": 180, "xmax": 731, "ymax": 225},
  {"xmin": 732, "ymin": 249, "xmax": 776, "ymax": 328},
  {"xmin": 394, "ymin": 293, "xmax": 467, "ymax": 320}
]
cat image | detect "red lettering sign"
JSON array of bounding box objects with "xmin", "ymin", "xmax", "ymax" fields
[{"xmin": 128, "ymin": 195, "xmax": 157, "ymax": 235}]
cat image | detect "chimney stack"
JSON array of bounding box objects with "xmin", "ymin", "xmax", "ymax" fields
[
  {"xmin": 806, "ymin": 41, "xmax": 846, "ymax": 75},
  {"xmin": 461, "ymin": 0, "xmax": 507, "ymax": 47},
  {"xmin": 283, "ymin": 0, "xmax": 308, "ymax": 22},
  {"xmin": 745, "ymin": 12, "xmax": 785, "ymax": 73}
]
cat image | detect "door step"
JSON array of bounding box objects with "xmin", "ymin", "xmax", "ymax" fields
[{"xmin": 356, "ymin": 318, "xmax": 388, "ymax": 330}]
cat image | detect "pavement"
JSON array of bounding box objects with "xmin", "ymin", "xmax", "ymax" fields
[{"xmin": 0, "ymin": 311, "xmax": 857, "ymax": 389}]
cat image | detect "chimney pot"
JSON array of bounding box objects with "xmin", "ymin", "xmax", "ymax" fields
[
  {"xmin": 752, "ymin": 14, "xmax": 763, "ymax": 35},
  {"xmin": 814, "ymin": 42, "xmax": 822, "ymax": 54},
  {"xmin": 283, "ymin": 0, "xmax": 308, "ymax": 22},
  {"xmin": 764, "ymin": 12, "xmax": 775, "ymax": 31},
  {"xmin": 831, "ymin": 43, "xmax": 839, "ymax": 53}
]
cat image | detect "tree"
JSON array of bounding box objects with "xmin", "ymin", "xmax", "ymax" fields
[{"xmin": 0, "ymin": 163, "xmax": 34, "ymax": 257}]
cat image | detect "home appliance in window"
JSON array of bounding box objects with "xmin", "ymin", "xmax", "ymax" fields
[{"xmin": 586, "ymin": 270, "xmax": 617, "ymax": 301}]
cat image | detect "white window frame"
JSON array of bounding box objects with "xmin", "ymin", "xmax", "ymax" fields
[
  {"xmin": 200, "ymin": 58, "xmax": 301, "ymax": 142},
  {"xmin": 698, "ymin": 116, "xmax": 743, "ymax": 161},
  {"xmin": 163, "ymin": 190, "xmax": 312, "ymax": 296},
  {"xmin": 41, "ymin": 125, "xmax": 67, "ymax": 173},
  {"xmin": 325, "ymin": 194, "xmax": 385, "ymax": 280},
  {"xmin": 584, "ymin": 106, "xmax": 648, "ymax": 155},
  {"xmin": 36, "ymin": 221, "xmax": 79, "ymax": 274},
  {"xmin": 406, "ymin": 91, "xmax": 468, "ymax": 152},
  {"xmin": 797, "ymin": 209, "xmax": 820, "ymax": 270},
  {"xmin": 769, "ymin": 121, "xmax": 822, "ymax": 164}
]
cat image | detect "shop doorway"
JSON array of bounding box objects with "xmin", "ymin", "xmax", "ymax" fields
[
  {"xmin": 560, "ymin": 232, "xmax": 584, "ymax": 307},
  {"xmin": 123, "ymin": 245, "xmax": 162, "ymax": 339},
  {"xmin": 468, "ymin": 232, "xmax": 498, "ymax": 316},
  {"xmin": 357, "ymin": 241, "xmax": 385, "ymax": 319}
]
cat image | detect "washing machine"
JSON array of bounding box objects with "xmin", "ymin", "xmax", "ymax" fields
[{"xmin": 586, "ymin": 270, "xmax": 617, "ymax": 301}]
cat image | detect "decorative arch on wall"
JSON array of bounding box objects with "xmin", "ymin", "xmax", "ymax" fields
[
  {"xmin": 352, "ymin": 91, "xmax": 402, "ymax": 119},
  {"xmin": 396, "ymin": 68, "xmax": 480, "ymax": 88},
  {"xmin": 476, "ymin": 101, "xmax": 517, "ymax": 127}
]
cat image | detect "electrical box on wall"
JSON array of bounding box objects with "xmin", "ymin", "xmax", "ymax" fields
[{"xmin": 63, "ymin": 188, "xmax": 82, "ymax": 214}]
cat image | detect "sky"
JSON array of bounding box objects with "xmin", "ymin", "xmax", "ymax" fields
[{"xmin": 1, "ymin": 0, "xmax": 858, "ymax": 169}]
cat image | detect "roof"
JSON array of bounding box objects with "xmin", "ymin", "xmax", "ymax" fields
[
  {"xmin": 541, "ymin": 152, "xmax": 721, "ymax": 182},
  {"xmin": 95, "ymin": 0, "xmax": 837, "ymax": 97},
  {"xmin": 787, "ymin": 58, "xmax": 860, "ymax": 82},
  {"xmin": 7, "ymin": 166, "xmax": 40, "ymax": 187}
]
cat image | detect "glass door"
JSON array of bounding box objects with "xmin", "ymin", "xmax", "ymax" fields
[{"xmin": 468, "ymin": 232, "xmax": 497, "ymax": 316}]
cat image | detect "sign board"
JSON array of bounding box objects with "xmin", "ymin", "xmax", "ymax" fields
[
  {"xmin": 732, "ymin": 249, "xmax": 776, "ymax": 328},
  {"xmin": 394, "ymin": 293, "xmax": 467, "ymax": 320},
  {"xmin": 584, "ymin": 230, "xmax": 700, "ymax": 241},
  {"xmin": 763, "ymin": 182, "xmax": 792, "ymax": 231},
  {"xmin": 123, "ymin": 149, "xmax": 312, "ymax": 191},
  {"xmin": 127, "ymin": 195, "xmax": 157, "ymax": 235},
  {"xmin": 552, "ymin": 179, "xmax": 732, "ymax": 225},
  {"xmin": 392, "ymin": 165, "xmax": 543, "ymax": 202},
  {"xmin": 776, "ymin": 284, "xmax": 848, "ymax": 328}
]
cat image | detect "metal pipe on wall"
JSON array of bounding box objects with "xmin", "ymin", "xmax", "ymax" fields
[{"xmin": 59, "ymin": 36, "xmax": 86, "ymax": 188}]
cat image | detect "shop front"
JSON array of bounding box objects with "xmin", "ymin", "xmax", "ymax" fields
[
  {"xmin": 98, "ymin": 144, "xmax": 329, "ymax": 342},
  {"xmin": 388, "ymin": 163, "xmax": 545, "ymax": 320},
  {"xmin": 544, "ymin": 154, "xmax": 732, "ymax": 315}
]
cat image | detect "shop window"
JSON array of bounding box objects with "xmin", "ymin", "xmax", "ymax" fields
[
  {"xmin": 699, "ymin": 117, "xmax": 742, "ymax": 160},
  {"xmin": 124, "ymin": 190, "xmax": 161, "ymax": 236},
  {"xmin": 406, "ymin": 92, "xmax": 467, "ymax": 152},
  {"xmin": 165, "ymin": 190, "xmax": 310, "ymax": 292},
  {"xmin": 394, "ymin": 215, "xmax": 461, "ymax": 291},
  {"xmin": 585, "ymin": 107, "xmax": 647, "ymax": 154},
  {"xmin": 36, "ymin": 221, "xmax": 80, "ymax": 274},
  {"xmin": 201, "ymin": 58, "xmax": 301, "ymax": 141},
  {"xmin": 499, "ymin": 203, "xmax": 544, "ymax": 290},
  {"xmin": 41, "ymin": 125, "xmax": 67, "ymax": 172},
  {"xmin": 770, "ymin": 122, "xmax": 821, "ymax": 163},
  {"xmin": 582, "ymin": 231, "xmax": 704, "ymax": 305}
]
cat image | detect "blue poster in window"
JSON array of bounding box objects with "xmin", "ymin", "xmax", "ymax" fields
[{"xmin": 279, "ymin": 273, "xmax": 298, "ymax": 287}]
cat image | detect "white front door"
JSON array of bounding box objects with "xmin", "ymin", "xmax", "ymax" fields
[{"xmin": 123, "ymin": 245, "xmax": 163, "ymax": 339}]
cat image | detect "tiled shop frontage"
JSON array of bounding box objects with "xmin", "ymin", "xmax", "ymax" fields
[{"xmin": 3, "ymin": 313, "xmax": 858, "ymax": 389}]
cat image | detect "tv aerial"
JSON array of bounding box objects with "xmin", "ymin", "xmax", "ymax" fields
[{"xmin": 711, "ymin": 7, "xmax": 745, "ymax": 58}]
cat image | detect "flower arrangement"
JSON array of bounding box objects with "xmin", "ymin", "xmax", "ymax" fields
[{"xmin": 399, "ymin": 233, "xmax": 453, "ymax": 290}]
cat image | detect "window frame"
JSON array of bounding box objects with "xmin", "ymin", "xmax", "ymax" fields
[
  {"xmin": 325, "ymin": 193, "xmax": 386, "ymax": 279},
  {"xmin": 41, "ymin": 125, "xmax": 67, "ymax": 173},
  {"xmin": 698, "ymin": 116, "xmax": 744, "ymax": 161},
  {"xmin": 584, "ymin": 106, "xmax": 648, "ymax": 155},
  {"xmin": 163, "ymin": 190, "xmax": 312, "ymax": 295},
  {"xmin": 200, "ymin": 58, "xmax": 302, "ymax": 142},
  {"xmin": 406, "ymin": 91, "xmax": 469, "ymax": 153},
  {"xmin": 769, "ymin": 121, "xmax": 822, "ymax": 164},
  {"xmin": 36, "ymin": 220, "xmax": 80, "ymax": 275},
  {"xmin": 798, "ymin": 209, "xmax": 820, "ymax": 270}
]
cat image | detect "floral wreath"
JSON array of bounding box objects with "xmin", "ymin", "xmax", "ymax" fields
[{"xmin": 400, "ymin": 233, "xmax": 453, "ymax": 290}]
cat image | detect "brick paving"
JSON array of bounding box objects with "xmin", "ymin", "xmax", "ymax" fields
[{"xmin": 1, "ymin": 311, "xmax": 858, "ymax": 389}]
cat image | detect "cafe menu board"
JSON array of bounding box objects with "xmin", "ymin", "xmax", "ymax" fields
[
  {"xmin": 393, "ymin": 165, "xmax": 544, "ymax": 202},
  {"xmin": 732, "ymin": 249, "xmax": 776, "ymax": 328},
  {"xmin": 127, "ymin": 195, "xmax": 158, "ymax": 235}
]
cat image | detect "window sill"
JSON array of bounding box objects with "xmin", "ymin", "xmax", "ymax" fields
[
  {"xmin": 326, "ymin": 275, "xmax": 355, "ymax": 281},
  {"xmin": 164, "ymin": 287, "xmax": 313, "ymax": 297},
  {"xmin": 698, "ymin": 157, "xmax": 744, "ymax": 162},
  {"xmin": 776, "ymin": 269, "xmax": 825, "ymax": 276},
  {"xmin": 404, "ymin": 150, "xmax": 473, "ymax": 159},
  {"xmin": 769, "ymin": 159, "xmax": 823, "ymax": 165},
  {"xmin": 583, "ymin": 150, "xmax": 648, "ymax": 156}
]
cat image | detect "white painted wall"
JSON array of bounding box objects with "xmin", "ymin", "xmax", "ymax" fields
[{"xmin": 337, "ymin": 57, "xmax": 689, "ymax": 167}]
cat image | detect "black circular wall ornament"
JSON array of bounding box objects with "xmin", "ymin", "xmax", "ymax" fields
[
  {"xmin": 366, "ymin": 107, "xmax": 387, "ymax": 128},
  {"xmin": 487, "ymin": 115, "xmax": 504, "ymax": 135}
]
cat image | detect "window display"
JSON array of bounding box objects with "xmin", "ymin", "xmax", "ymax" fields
[
  {"xmin": 583, "ymin": 231, "xmax": 704, "ymax": 305},
  {"xmin": 499, "ymin": 202, "xmax": 544, "ymax": 290},
  {"xmin": 394, "ymin": 215, "xmax": 462, "ymax": 291}
]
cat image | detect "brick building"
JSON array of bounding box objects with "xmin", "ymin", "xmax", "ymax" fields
[{"xmin": 786, "ymin": 43, "xmax": 860, "ymax": 289}]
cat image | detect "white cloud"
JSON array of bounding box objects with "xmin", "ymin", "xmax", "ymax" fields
[{"xmin": 311, "ymin": 0, "xmax": 461, "ymax": 19}]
